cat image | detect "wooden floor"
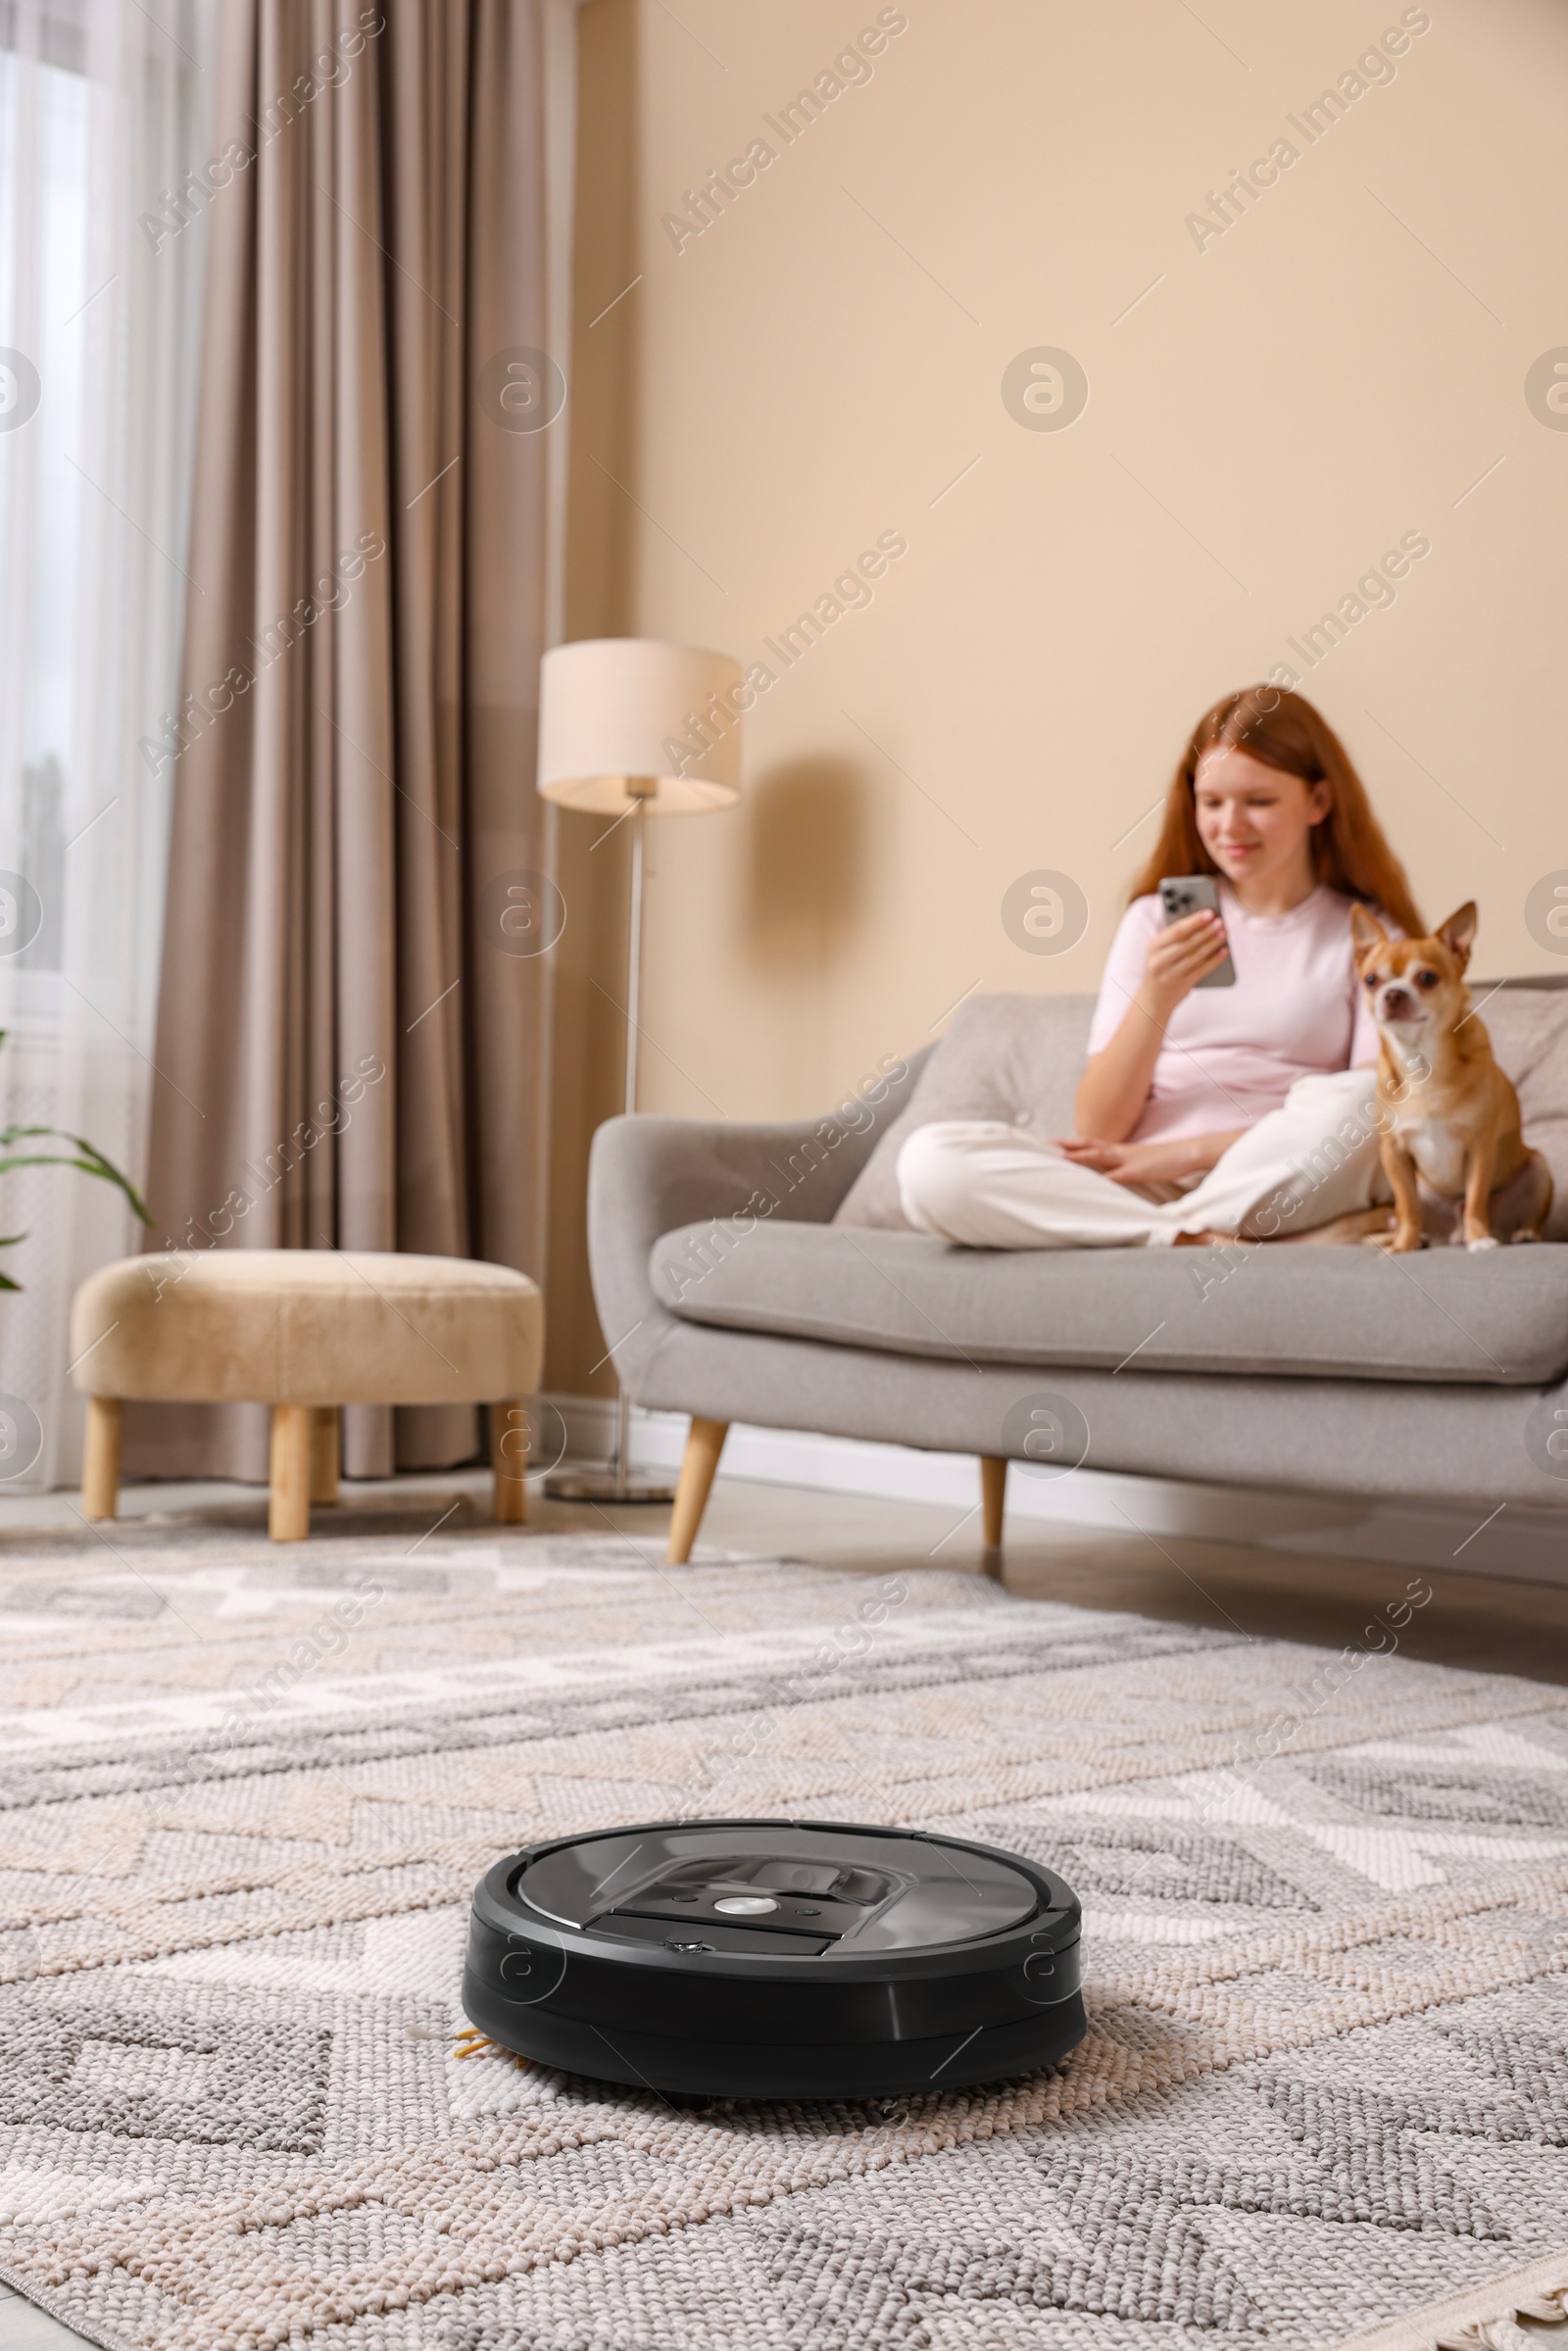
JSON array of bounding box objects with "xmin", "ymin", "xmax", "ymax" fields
[{"xmin": 690, "ymin": 1477, "xmax": 1568, "ymax": 1689}]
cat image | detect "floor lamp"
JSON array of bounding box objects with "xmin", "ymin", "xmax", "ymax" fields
[{"xmin": 536, "ymin": 638, "xmax": 744, "ymax": 1502}]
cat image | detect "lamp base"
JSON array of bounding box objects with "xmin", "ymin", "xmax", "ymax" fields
[{"xmin": 542, "ymin": 1464, "xmax": 678, "ymax": 1505}]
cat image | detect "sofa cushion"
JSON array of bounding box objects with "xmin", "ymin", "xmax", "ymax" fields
[
  {"xmin": 832, "ymin": 986, "xmax": 1568, "ymax": 1239},
  {"xmin": 1484, "ymin": 989, "xmax": 1568, "ymax": 1239},
  {"xmin": 833, "ymin": 995, "xmax": 1094, "ymax": 1230},
  {"xmin": 651, "ymin": 1219, "xmax": 1568, "ymax": 1385}
]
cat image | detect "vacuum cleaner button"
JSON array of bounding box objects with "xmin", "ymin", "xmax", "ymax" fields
[{"xmin": 713, "ymin": 1895, "xmax": 778, "ymax": 1915}]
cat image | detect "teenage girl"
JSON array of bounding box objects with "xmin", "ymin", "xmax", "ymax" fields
[{"xmin": 898, "ymin": 689, "xmax": 1423, "ymax": 1247}]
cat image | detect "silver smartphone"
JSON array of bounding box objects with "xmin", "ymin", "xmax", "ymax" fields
[{"xmin": 1157, "ymin": 874, "xmax": 1235, "ymax": 987}]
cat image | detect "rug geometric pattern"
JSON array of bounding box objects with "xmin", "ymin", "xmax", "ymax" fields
[{"xmin": 0, "ymin": 1517, "xmax": 1564, "ymax": 2350}]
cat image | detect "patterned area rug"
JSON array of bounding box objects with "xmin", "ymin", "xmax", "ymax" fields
[{"xmin": 1, "ymin": 1509, "xmax": 1566, "ymax": 2351}]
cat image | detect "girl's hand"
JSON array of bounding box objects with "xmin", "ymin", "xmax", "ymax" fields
[
  {"xmin": 1057, "ymin": 1129, "xmax": 1245, "ymax": 1188},
  {"xmin": 1056, "ymin": 1137, "xmax": 1167, "ymax": 1188},
  {"xmin": 1140, "ymin": 909, "xmax": 1229, "ymax": 1016}
]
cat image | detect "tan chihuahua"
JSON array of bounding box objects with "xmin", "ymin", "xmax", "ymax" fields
[{"xmin": 1349, "ymin": 902, "xmax": 1552, "ymax": 1252}]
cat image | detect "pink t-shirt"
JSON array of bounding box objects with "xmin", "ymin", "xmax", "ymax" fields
[{"xmin": 1086, "ymin": 882, "xmax": 1382, "ymax": 1144}]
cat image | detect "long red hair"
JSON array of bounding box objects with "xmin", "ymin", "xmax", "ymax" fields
[{"xmin": 1129, "ymin": 688, "xmax": 1424, "ymax": 939}]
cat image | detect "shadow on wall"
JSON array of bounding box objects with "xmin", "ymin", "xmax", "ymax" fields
[{"xmin": 744, "ymin": 756, "xmax": 869, "ymax": 971}]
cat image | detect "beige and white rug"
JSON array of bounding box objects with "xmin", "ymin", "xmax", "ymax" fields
[{"xmin": 0, "ymin": 1507, "xmax": 1565, "ymax": 2351}]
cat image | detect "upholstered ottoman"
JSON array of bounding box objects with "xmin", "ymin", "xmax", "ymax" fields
[{"xmin": 70, "ymin": 1250, "xmax": 543, "ymax": 1541}]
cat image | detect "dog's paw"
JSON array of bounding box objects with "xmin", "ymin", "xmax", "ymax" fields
[
  {"xmin": 1509, "ymin": 1229, "xmax": 1542, "ymax": 1245},
  {"xmin": 1466, "ymin": 1235, "xmax": 1500, "ymax": 1252}
]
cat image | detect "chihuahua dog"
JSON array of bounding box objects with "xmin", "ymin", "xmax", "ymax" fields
[{"xmin": 1349, "ymin": 901, "xmax": 1552, "ymax": 1252}]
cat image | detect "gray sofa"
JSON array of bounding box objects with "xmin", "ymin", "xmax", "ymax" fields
[{"xmin": 587, "ymin": 988, "xmax": 1568, "ymax": 1563}]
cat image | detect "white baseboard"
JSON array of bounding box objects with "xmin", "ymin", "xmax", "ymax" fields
[{"xmin": 543, "ymin": 1394, "xmax": 1567, "ymax": 1590}]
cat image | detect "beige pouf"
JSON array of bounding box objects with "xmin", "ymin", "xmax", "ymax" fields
[{"xmin": 70, "ymin": 1249, "xmax": 544, "ymax": 1541}]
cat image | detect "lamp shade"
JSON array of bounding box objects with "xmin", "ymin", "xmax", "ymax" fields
[{"xmin": 537, "ymin": 638, "xmax": 745, "ymax": 815}]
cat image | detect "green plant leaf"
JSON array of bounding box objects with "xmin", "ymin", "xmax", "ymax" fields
[{"xmin": 0, "ymin": 1126, "xmax": 151, "ymax": 1224}]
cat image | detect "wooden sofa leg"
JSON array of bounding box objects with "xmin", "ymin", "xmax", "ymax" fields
[
  {"xmin": 980, "ymin": 1455, "xmax": 1007, "ymax": 1549},
  {"xmin": 310, "ymin": 1408, "xmax": 340, "ymax": 1504},
  {"xmin": 270, "ymin": 1404, "xmax": 312, "ymax": 1542},
  {"xmin": 494, "ymin": 1399, "xmax": 529, "ymax": 1524},
  {"xmin": 82, "ymin": 1397, "xmax": 122, "ymax": 1522},
  {"xmin": 667, "ymin": 1417, "xmax": 727, "ymax": 1565}
]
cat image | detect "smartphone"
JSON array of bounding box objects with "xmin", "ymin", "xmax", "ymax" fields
[{"xmin": 1158, "ymin": 874, "xmax": 1235, "ymax": 987}]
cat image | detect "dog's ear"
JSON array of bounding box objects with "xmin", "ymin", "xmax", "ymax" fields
[
  {"xmin": 1435, "ymin": 902, "xmax": 1478, "ymax": 968},
  {"xmin": 1349, "ymin": 903, "xmax": 1389, "ymax": 959}
]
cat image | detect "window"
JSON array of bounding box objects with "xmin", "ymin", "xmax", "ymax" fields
[{"xmin": 0, "ymin": 0, "xmax": 212, "ymax": 1482}]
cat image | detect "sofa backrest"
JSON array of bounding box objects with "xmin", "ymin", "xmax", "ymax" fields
[
  {"xmin": 1484, "ymin": 988, "xmax": 1568, "ymax": 1238},
  {"xmin": 832, "ymin": 985, "xmax": 1568, "ymax": 1235},
  {"xmin": 834, "ymin": 995, "xmax": 1095, "ymax": 1229}
]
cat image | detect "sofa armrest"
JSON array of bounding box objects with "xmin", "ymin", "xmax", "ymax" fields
[{"xmin": 586, "ymin": 1048, "xmax": 930, "ymax": 1403}]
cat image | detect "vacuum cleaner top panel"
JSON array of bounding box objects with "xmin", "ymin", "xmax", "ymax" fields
[{"xmin": 515, "ymin": 1822, "xmax": 1042, "ymax": 1954}]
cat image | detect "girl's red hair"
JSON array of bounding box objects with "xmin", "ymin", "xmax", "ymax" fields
[{"xmin": 1129, "ymin": 688, "xmax": 1424, "ymax": 939}]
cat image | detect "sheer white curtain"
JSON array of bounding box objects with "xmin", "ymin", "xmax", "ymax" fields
[{"xmin": 0, "ymin": 0, "xmax": 213, "ymax": 1488}]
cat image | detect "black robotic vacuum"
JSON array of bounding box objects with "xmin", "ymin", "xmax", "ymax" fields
[{"xmin": 462, "ymin": 1818, "xmax": 1084, "ymax": 2100}]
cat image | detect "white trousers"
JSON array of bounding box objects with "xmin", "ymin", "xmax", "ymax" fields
[{"xmin": 897, "ymin": 1071, "xmax": 1390, "ymax": 1249}]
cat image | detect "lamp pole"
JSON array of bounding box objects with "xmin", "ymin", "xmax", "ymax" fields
[
  {"xmin": 534, "ymin": 640, "xmax": 743, "ymax": 1509},
  {"xmin": 623, "ymin": 788, "xmax": 648, "ymax": 1121},
  {"xmin": 545, "ymin": 784, "xmax": 677, "ymax": 1504}
]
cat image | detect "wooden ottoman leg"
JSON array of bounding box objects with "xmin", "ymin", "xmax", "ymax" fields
[
  {"xmin": 270, "ymin": 1404, "xmax": 312, "ymax": 1542},
  {"xmin": 494, "ymin": 1400, "xmax": 529, "ymax": 1524},
  {"xmin": 309, "ymin": 1408, "xmax": 340, "ymax": 1504},
  {"xmin": 980, "ymin": 1455, "xmax": 1007, "ymax": 1549},
  {"xmin": 82, "ymin": 1397, "xmax": 122, "ymax": 1522},
  {"xmin": 667, "ymin": 1417, "xmax": 727, "ymax": 1565}
]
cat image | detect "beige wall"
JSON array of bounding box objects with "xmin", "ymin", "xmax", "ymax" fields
[{"xmin": 546, "ymin": 0, "xmax": 1568, "ymax": 1390}]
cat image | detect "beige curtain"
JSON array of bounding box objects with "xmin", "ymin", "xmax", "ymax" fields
[{"xmin": 129, "ymin": 0, "xmax": 562, "ymax": 1481}]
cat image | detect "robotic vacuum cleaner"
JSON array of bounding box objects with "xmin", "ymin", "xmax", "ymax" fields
[{"xmin": 463, "ymin": 1818, "xmax": 1083, "ymax": 2100}]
